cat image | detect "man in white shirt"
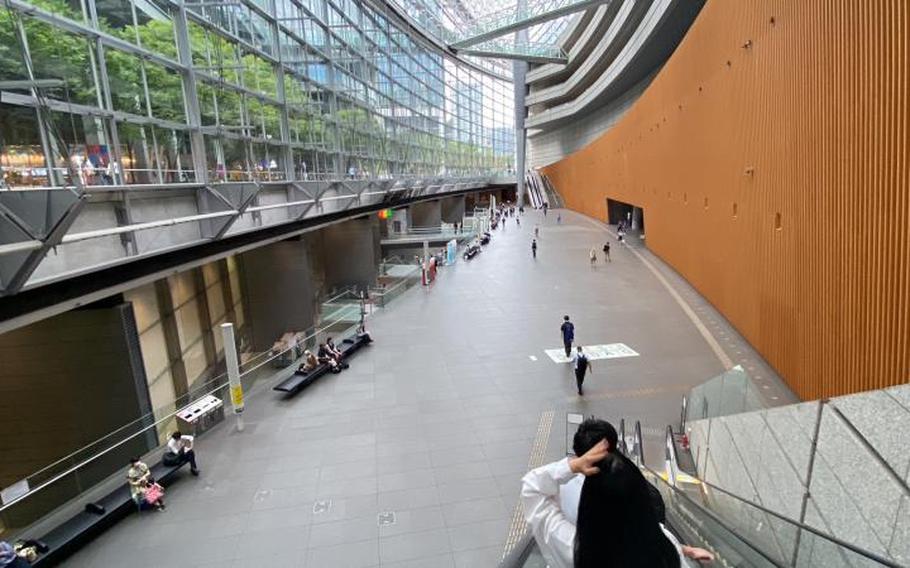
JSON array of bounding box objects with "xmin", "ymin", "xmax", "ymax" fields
[
  {"xmin": 167, "ymin": 431, "xmax": 199, "ymax": 476},
  {"xmin": 573, "ymin": 346, "xmax": 592, "ymax": 396},
  {"xmin": 521, "ymin": 419, "xmax": 714, "ymax": 567}
]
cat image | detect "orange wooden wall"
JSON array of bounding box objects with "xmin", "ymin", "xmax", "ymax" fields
[{"xmin": 542, "ymin": 0, "xmax": 910, "ymax": 400}]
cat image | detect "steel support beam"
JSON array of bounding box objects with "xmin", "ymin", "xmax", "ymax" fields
[{"xmin": 451, "ymin": 0, "xmax": 611, "ymax": 48}]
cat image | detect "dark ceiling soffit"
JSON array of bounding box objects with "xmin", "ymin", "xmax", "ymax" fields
[{"xmin": 0, "ymin": 184, "xmax": 513, "ymax": 326}]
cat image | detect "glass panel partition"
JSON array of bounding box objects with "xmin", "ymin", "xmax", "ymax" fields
[
  {"xmin": 0, "ymin": 299, "xmax": 364, "ymax": 535},
  {"xmin": 685, "ymin": 364, "xmax": 765, "ymax": 424}
]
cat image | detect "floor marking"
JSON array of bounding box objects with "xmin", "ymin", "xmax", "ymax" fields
[
  {"xmin": 575, "ymin": 215, "xmax": 734, "ymax": 370},
  {"xmin": 544, "ymin": 343, "xmax": 639, "ymax": 363},
  {"xmin": 502, "ymin": 409, "xmax": 554, "ymax": 560},
  {"xmin": 528, "ymin": 355, "xmax": 538, "ymax": 361}
]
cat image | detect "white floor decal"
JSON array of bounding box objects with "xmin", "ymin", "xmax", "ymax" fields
[{"xmin": 545, "ymin": 343, "xmax": 640, "ymax": 363}]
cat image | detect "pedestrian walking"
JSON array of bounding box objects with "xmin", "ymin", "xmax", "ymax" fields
[
  {"xmin": 603, "ymin": 242, "xmax": 611, "ymax": 262},
  {"xmin": 573, "ymin": 346, "xmax": 592, "ymax": 396},
  {"xmin": 589, "ymin": 247, "xmax": 597, "ymax": 264},
  {"xmin": 532, "ymin": 239, "xmax": 537, "ymax": 258},
  {"xmin": 534, "ymin": 225, "xmax": 539, "ymax": 238},
  {"xmin": 557, "ymin": 213, "xmax": 561, "ymax": 224},
  {"xmin": 560, "ymin": 315, "xmax": 575, "ymax": 358},
  {"xmin": 516, "ymin": 216, "xmax": 520, "ymax": 227}
]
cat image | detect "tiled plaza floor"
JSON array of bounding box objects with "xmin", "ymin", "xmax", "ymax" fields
[{"xmin": 64, "ymin": 208, "xmax": 794, "ymax": 567}]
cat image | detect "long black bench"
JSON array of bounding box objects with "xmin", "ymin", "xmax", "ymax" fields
[
  {"xmin": 31, "ymin": 459, "xmax": 189, "ymax": 567},
  {"xmin": 273, "ymin": 362, "xmax": 332, "ymax": 395},
  {"xmin": 273, "ymin": 333, "xmax": 372, "ymax": 396}
]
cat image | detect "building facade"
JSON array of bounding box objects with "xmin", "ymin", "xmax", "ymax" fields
[{"xmin": 0, "ymin": 0, "xmax": 515, "ymax": 190}]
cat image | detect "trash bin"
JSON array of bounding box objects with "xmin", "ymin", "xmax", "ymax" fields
[{"xmin": 176, "ymin": 395, "xmax": 225, "ymax": 437}]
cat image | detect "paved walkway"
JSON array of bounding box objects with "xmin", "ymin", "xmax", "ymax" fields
[{"xmin": 66, "ymin": 208, "xmax": 794, "ymax": 568}]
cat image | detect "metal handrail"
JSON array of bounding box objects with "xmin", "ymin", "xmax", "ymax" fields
[
  {"xmin": 642, "ymin": 465, "xmax": 784, "ymax": 568},
  {"xmin": 679, "ymin": 394, "xmax": 687, "ymax": 432},
  {"xmin": 618, "ymin": 418, "xmax": 780, "ymax": 567},
  {"xmin": 0, "ymin": 305, "xmax": 361, "ymax": 514},
  {"xmin": 663, "ymin": 425, "xmax": 903, "ymax": 568},
  {"xmin": 618, "ymin": 418, "xmax": 626, "ymax": 454},
  {"xmin": 634, "ymin": 420, "xmax": 644, "ymax": 466}
]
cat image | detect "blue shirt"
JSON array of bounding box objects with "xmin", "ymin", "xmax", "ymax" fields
[{"xmin": 561, "ymin": 321, "xmax": 574, "ymax": 341}]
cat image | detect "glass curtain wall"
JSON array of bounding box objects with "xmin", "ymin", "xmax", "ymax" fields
[{"xmin": 0, "ymin": 0, "xmax": 515, "ymax": 189}]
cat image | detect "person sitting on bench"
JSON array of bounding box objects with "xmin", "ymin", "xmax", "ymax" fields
[
  {"xmin": 317, "ymin": 343, "xmax": 341, "ymax": 373},
  {"xmin": 299, "ymin": 350, "xmax": 319, "ymax": 373},
  {"xmin": 166, "ymin": 431, "xmax": 200, "ymax": 476},
  {"xmin": 126, "ymin": 457, "xmax": 150, "ymax": 506},
  {"xmin": 326, "ymin": 337, "xmax": 348, "ymax": 368},
  {"xmin": 0, "ymin": 541, "xmax": 33, "ymax": 568},
  {"xmin": 356, "ymin": 324, "xmax": 373, "ymax": 343}
]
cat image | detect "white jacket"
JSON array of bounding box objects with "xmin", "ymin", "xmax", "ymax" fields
[{"xmin": 520, "ymin": 458, "xmax": 687, "ymax": 568}]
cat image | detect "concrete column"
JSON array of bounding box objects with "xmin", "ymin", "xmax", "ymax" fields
[
  {"xmin": 440, "ymin": 195, "xmax": 466, "ymax": 223},
  {"xmin": 513, "ymin": 9, "xmax": 529, "ymax": 207},
  {"xmin": 192, "ymin": 268, "xmax": 217, "ymax": 367},
  {"xmin": 240, "ymin": 238, "xmax": 316, "ymax": 351},
  {"xmin": 154, "ymin": 280, "xmax": 190, "ymax": 402},
  {"xmin": 409, "ymin": 200, "xmax": 442, "ymax": 228},
  {"xmin": 318, "ymin": 217, "xmax": 380, "ymax": 291},
  {"xmin": 0, "ymin": 302, "xmax": 155, "ymax": 527}
]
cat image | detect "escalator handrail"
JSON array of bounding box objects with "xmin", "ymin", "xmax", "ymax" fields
[
  {"xmin": 641, "ymin": 465, "xmax": 786, "ymax": 568},
  {"xmin": 664, "ymin": 426, "xmax": 903, "ymax": 568},
  {"xmin": 625, "ymin": 421, "xmax": 783, "ymax": 566},
  {"xmin": 687, "ymin": 472, "xmax": 902, "ymax": 567}
]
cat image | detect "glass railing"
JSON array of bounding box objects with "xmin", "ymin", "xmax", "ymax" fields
[
  {"xmin": 683, "ymin": 364, "xmax": 765, "ymax": 425},
  {"xmin": 503, "ymin": 416, "xmax": 903, "ymax": 568},
  {"xmin": 0, "ymin": 303, "xmax": 365, "ymax": 536},
  {"xmin": 371, "ymin": 264, "xmax": 421, "ymax": 308},
  {"xmin": 463, "ymin": 40, "xmax": 567, "ymax": 61},
  {"xmin": 653, "ymin": 422, "xmax": 902, "ymax": 568}
]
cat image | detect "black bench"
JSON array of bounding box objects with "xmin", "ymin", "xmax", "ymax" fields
[
  {"xmin": 273, "ymin": 362, "xmax": 332, "ymax": 395},
  {"xmin": 338, "ymin": 334, "xmax": 371, "ymax": 357},
  {"xmin": 32, "ymin": 459, "xmax": 188, "ymax": 567},
  {"xmin": 273, "ymin": 334, "xmax": 371, "ymax": 396}
]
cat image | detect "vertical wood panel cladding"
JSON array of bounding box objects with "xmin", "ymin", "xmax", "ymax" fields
[{"xmin": 543, "ymin": 0, "xmax": 910, "ymax": 400}]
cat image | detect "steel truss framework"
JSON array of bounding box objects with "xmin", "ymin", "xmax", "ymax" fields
[
  {"xmin": 450, "ymin": 0, "xmax": 611, "ymax": 48},
  {"xmin": 0, "ymin": 176, "xmax": 495, "ymax": 296},
  {"xmin": 0, "ymin": 0, "xmax": 519, "ymax": 293}
]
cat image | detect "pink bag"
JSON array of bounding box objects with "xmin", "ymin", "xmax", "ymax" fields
[{"xmin": 144, "ymin": 483, "xmax": 164, "ymax": 505}]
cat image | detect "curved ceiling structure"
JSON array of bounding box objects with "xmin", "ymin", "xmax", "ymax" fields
[{"xmin": 523, "ymin": 0, "xmax": 703, "ymax": 170}]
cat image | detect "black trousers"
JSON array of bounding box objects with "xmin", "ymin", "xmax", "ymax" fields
[
  {"xmin": 575, "ymin": 370, "xmax": 587, "ymax": 394},
  {"xmin": 179, "ymin": 449, "xmax": 198, "ymax": 471},
  {"xmin": 564, "ymin": 340, "xmax": 572, "ymax": 357}
]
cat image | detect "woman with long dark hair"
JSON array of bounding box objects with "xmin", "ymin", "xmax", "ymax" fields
[
  {"xmin": 574, "ymin": 452, "xmax": 680, "ymax": 567},
  {"xmin": 522, "ymin": 436, "xmax": 714, "ymax": 568}
]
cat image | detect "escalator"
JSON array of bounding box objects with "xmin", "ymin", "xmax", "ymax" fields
[{"xmin": 500, "ymin": 419, "xmax": 902, "ymax": 568}]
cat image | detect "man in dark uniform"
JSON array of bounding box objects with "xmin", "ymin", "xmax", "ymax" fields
[{"xmin": 560, "ymin": 315, "xmax": 575, "ymax": 358}]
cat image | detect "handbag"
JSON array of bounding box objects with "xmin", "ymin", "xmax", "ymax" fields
[
  {"xmin": 162, "ymin": 451, "xmax": 181, "ymax": 466},
  {"xmin": 144, "ymin": 484, "xmax": 164, "ymax": 504}
]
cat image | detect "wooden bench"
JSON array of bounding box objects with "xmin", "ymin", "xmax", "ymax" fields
[
  {"xmin": 31, "ymin": 460, "xmax": 189, "ymax": 567},
  {"xmin": 273, "ymin": 334, "xmax": 372, "ymax": 397}
]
